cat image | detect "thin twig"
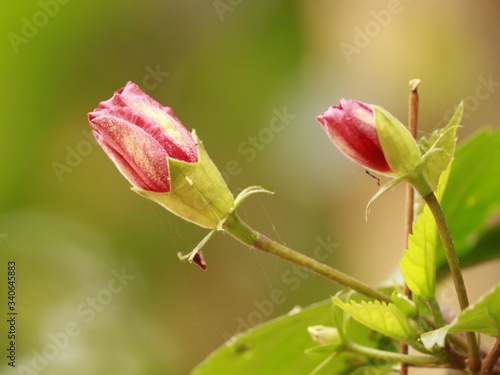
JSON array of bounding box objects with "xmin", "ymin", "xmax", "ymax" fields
[
  {"xmin": 480, "ymin": 338, "xmax": 500, "ymax": 375},
  {"xmin": 222, "ymin": 212, "xmax": 391, "ymax": 303},
  {"xmin": 401, "ymin": 79, "xmax": 420, "ymax": 375}
]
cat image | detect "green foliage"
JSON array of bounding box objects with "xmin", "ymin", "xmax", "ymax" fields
[
  {"xmin": 421, "ymin": 282, "xmax": 500, "ymax": 349},
  {"xmin": 399, "ymin": 200, "xmax": 438, "ymax": 300},
  {"xmin": 437, "ymin": 127, "xmax": 500, "ymax": 274},
  {"xmin": 193, "ymin": 126, "xmax": 500, "ymax": 374},
  {"xmin": 193, "ymin": 297, "xmax": 401, "ymax": 374},
  {"xmin": 349, "ymin": 367, "xmax": 395, "ymax": 375},
  {"xmin": 191, "ymin": 301, "xmax": 337, "ymax": 375},
  {"xmin": 332, "ymin": 298, "xmax": 421, "ymax": 345},
  {"xmin": 419, "ymin": 102, "xmax": 462, "ymax": 191},
  {"xmin": 399, "ymin": 166, "xmax": 450, "ymax": 300}
]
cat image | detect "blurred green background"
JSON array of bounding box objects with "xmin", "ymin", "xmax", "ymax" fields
[{"xmin": 1, "ymin": 1, "xmax": 499, "ymax": 374}]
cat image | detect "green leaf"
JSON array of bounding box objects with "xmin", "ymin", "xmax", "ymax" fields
[
  {"xmin": 447, "ymin": 282, "xmax": 500, "ymax": 336},
  {"xmin": 350, "ymin": 366, "xmax": 395, "ymax": 375},
  {"xmin": 419, "ymin": 102, "xmax": 462, "ymax": 191},
  {"xmin": 422, "ymin": 282, "xmax": 500, "ymax": 349},
  {"xmin": 332, "ymin": 298, "xmax": 421, "ymax": 344},
  {"xmin": 399, "ymin": 165, "xmax": 450, "ymax": 300},
  {"xmin": 193, "ymin": 298, "xmax": 400, "ymax": 375},
  {"xmin": 454, "ymin": 226, "xmax": 500, "ymax": 271},
  {"xmin": 436, "ymin": 127, "xmax": 500, "ymax": 274},
  {"xmin": 373, "ymin": 106, "xmax": 421, "ymax": 177},
  {"xmin": 399, "ymin": 202, "xmax": 437, "ymax": 300},
  {"xmin": 191, "ymin": 301, "xmax": 347, "ymax": 375}
]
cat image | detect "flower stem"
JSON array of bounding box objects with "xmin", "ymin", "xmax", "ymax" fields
[
  {"xmin": 222, "ymin": 212, "xmax": 391, "ymax": 303},
  {"xmin": 480, "ymin": 337, "xmax": 500, "ymax": 375},
  {"xmin": 421, "ymin": 191, "xmax": 481, "ymax": 371},
  {"xmin": 346, "ymin": 341, "xmax": 443, "ymax": 367},
  {"xmin": 429, "ymin": 298, "xmax": 445, "ymax": 328}
]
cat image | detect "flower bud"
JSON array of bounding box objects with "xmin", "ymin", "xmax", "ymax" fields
[
  {"xmin": 307, "ymin": 325, "xmax": 341, "ymax": 346},
  {"xmin": 88, "ymin": 82, "xmax": 234, "ymax": 229},
  {"xmin": 317, "ymin": 99, "xmax": 422, "ymax": 179},
  {"xmin": 317, "ymin": 98, "xmax": 391, "ymax": 173}
]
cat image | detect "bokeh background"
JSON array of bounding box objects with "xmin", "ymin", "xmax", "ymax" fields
[{"xmin": 1, "ymin": 1, "xmax": 500, "ymax": 374}]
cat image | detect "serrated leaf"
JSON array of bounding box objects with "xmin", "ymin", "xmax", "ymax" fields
[
  {"xmin": 193, "ymin": 296, "xmax": 400, "ymax": 375},
  {"xmin": 399, "ymin": 165, "xmax": 450, "ymax": 300},
  {"xmin": 191, "ymin": 301, "xmax": 333, "ymax": 374},
  {"xmin": 420, "ymin": 102, "xmax": 462, "ymax": 191},
  {"xmin": 437, "ymin": 127, "xmax": 500, "ymax": 274},
  {"xmin": 332, "ymin": 298, "xmax": 420, "ymax": 344},
  {"xmin": 421, "ymin": 282, "xmax": 500, "ymax": 350},
  {"xmin": 399, "ymin": 204, "xmax": 437, "ymax": 300},
  {"xmin": 191, "ymin": 301, "xmax": 363, "ymax": 375},
  {"xmin": 448, "ymin": 282, "xmax": 500, "ymax": 336}
]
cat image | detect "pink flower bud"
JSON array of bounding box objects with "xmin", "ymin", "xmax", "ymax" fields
[
  {"xmin": 88, "ymin": 82, "xmax": 198, "ymax": 192},
  {"xmin": 317, "ymin": 98, "xmax": 392, "ymax": 173}
]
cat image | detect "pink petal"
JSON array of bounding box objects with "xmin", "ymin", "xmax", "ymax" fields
[
  {"xmin": 89, "ymin": 82, "xmax": 197, "ymax": 163},
  {"xmin": 317, "ymin": 99, "xmax": 391, "ymax": 173},
  {"xmin": 91, "ymin": 115, "xmax": 171, "ymax": 192}
]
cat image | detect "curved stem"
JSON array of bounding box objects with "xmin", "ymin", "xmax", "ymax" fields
[
  {"xmin": 346, "ymin": 341, "xmax": 443, "ymax": 367},
  {"xmin": 421, "ymin": 191, "xmax": 481, "ymax": 371},
  {"xmin": 480, "ymin": 337, "xmax": 500, "ymax": 375},
  {"xmin": 222, "ymin": 212, "xmax": 391, "ymax": 303}
]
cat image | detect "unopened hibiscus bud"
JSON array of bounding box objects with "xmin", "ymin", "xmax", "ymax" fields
[
  {"xmin": 88, "ymin": 82, "xmax": 234, "ymax": 229},
  {"xmin": 317, "ymin": 99, "xmax": 422, "ymax": 179},
  {"xmin": 317, "ymin": 98, "xmax": 391, "ymax": 173}
]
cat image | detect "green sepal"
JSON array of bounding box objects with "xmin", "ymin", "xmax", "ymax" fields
[
  {"xmin": 373, "ymin": 106, "xmax": 421, "ymax": 177},
  {"xmin": 233, "ymin": 186, "xmax": 274, "ymax": 212},
  {"xmin": 419, "ymin": 102, "xmax": 462, "ymax": 191},
  {"xmin": 133, "ymin": 130, "xmax": 234, "ymax": 229},
  {"xmin": 365, "ymin": 176, "xmax": 406, "ymax": 219}
]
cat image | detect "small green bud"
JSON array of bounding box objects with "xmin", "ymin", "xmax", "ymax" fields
[
  {"xmin": 307, "ymin": 325, "xmax": 341, "ymax": 346},
  {"xmin": 391, "ymin": 292, "xmax": 418, "ymax": 318}
]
